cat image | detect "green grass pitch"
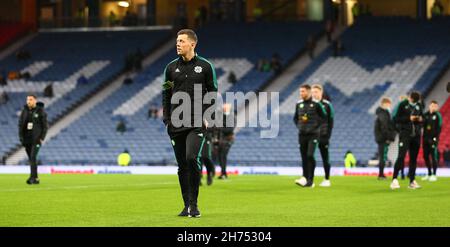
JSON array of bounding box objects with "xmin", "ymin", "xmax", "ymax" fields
[{"xmin": 0, "ymin": 174, "xmax": 449, "ymax": 226}]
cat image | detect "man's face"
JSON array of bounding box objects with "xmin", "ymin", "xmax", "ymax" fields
[
  {"xmin": 429, "ymin": 103, "xmax": 439, "ymax": 113},
  {"xmin": 311, "ymin": 88, "xmax": 322, "ymax": 101},
  {"xmin": 176, "ymin": 34, "xmax": 195, "ymax": 57},
  {"xmin": 223, "ymin": 103, "xmax": 231, "ymax": 115},
  {"xmin": 382, "ymin": 102, "xmax": 391, "ymax": 110},
  {"xmin": 299, "ymin": 87, "xmax": 311, "ymax": 100},
  {"xmin": 408, "ymin": 95, "xmax": 420, "ymax": 105},
  {"xmin": 26, "ymin": 96, "xmax": 36, "ymax": 108}
]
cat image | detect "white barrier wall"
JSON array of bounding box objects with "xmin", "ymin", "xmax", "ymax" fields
[{"xmin": 1, "ymin": 166, "xmax": 450, "ymax": 177}]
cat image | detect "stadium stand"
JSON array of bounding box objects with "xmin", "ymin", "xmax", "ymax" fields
[
  {"xmin": 0, "ymin": 29, "xmax": 171, "ymax": 157},
  {"xmin": 230, "ymin": 17, "xmax": 450, "ymax": 166},
  {"xmin": 6, "ymin": 18, "xmax": 448, "ymax": 167},
  {"xmin": 30, "ymin": 21, "xmax": 322, "ymax": 165}
]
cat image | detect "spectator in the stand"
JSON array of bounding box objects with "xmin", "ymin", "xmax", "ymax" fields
[
  {"xmin": 21, "ymin": 71, "xmax": 31, "ymax": 80},
  {"xmin": 325, "ymin": 20, "xmax": 335, "ymax": 43},
  {"xmin": 306, "ymin": 35, "xmax": 316, "ymax": 59},
  {"xmin": 134, "ymin": 48, "xmax": 143, "ymax": 71},
  {"xmin": 116, "ymin": 120, "xmax": 126, "ymax": 134},
  {"xmin": 352, "ymin": 2, "xmax": 361, "ymax": 20},
  {"xmin": 262, "ymin": 59, "xmax": 271, "ymax": 72},
  {"xmin": 432, "ymin": 0, "xmax": 444, "ymax": 18},
  {"xmin": 43, "ymin": 83, "xmax": 54, "ymax": 98},
  {"xmin": 123, "ymin": 11, "xmax": 131, "ymax": 26},
  {"xmin": 77, "ymin": 74, "xmax": 88, "ymax": 85},
  {"xmin": 148, "ymin": 105, "xmax": 159, "ymax": 119},
  {"xmin": 0, "ymin": 91, "xmax": 9, "ymax": 105},
  {"xmin": 271, "ymin": 53, "xmax": 282, "ymax": 75},
  {"xmin": 253, "ymin": 4, "xmax": 263, "ymax": 21},
  {"xmin": 16, "ymin": 50, "xmax": 31, "ymax": 61},
  {"xmin": 108, "ymin": 11, "xmax": 117, "ymax": 27},
  {"xmin": 123, "ymin": 75, "xmax": 133, "ymax": 85},
  {"xmin": 257, "ymin": 59, "xmax": 271, "ymax": 72},
  {"xmin": 76, "ymin": 7, "xmax": 85, "ymax": 19},
  {"xmin": 0, "ymin": 73, "xmax": 7, "ymax": 86},
  {"xmin": 332, "ymin": 39, "xmax": 344, "ymax": 57},
  {"xmin": 8, "ymin": 71, "xmax": 20, "ymax": 80},
  {"xmin": 228, "ymin": 71, "xmax": 237, "ymax": 84},
  {"xmin": 444, "ymin": 145, "xmax": 450, "ymax": 167},
  {"xmin": 122, "ymin": 11, "xmax": 138, "ymax": 26}
]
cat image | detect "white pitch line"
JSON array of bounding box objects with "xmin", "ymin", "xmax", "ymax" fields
[{"xmin": 0, "ymin": 182, "xmax": 177, "ymax": 192}]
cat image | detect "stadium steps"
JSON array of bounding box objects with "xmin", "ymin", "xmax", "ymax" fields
[
  {"xmin": 0, "ymin": 32, "xmax": 36, "ymax": 61},
  {"xmin": 4, "ymin": 37, "xmax": 175, "ymax": 165}
]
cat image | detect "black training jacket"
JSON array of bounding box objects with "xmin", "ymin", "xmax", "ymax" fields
[
  {"xmin": 423, "ymin": 110, "xmax": 442, "ymax": 143},
  {"xmin": 162, "ymin": 55, "xmax": 218, "ymax": 134},
  {"xmin": 374, "ymin": 106, "xmax": 396, "ymax": 143},
  {"xmin": 18, "ymin": 102, "xmax": 48, "ymax": 145},
  {"xmin": 293, "ymin": 98, "xmax": 327, "ymax": 136},
  {"xmin": 392, "ymin": 99, "xmax": 423, "ymax": 137}
]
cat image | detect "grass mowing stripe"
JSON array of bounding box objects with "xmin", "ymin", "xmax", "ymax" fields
[{"xmin": 0, "ymin": 174, "xmax": 449, "ymax": 226}]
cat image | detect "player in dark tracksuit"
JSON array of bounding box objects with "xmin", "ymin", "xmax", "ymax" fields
[
  {"xmin": 162, "ymin": 29, "xmax": 217, "ymax": 217},
  {"xmin": 217, "ymin": 107, "xmax": 235, "ymax": 180},
  {"xmin": 18, "ymin": 94, "xmax": 48, "ymax": 185},
  {"xmin": 390, "ymin": 91, "xmax": 423, "ymax": 189},
  {"xmin": 200, "ymin": 128, "xmax": 215, "ymax": 186},
  {"xmin": 312, "ymin": 84, "xmax": 334, "ymax": 187},
  {"xmin": 294, "ymin": 84, "xmax": 327, "ymax": 187},
  {"xmin": 374, "ymin": 98, "xmax": 396, "ymax": 180},
  {"xmin": 422, "ymin": 101, "xmax": 442, "ymax": 181}
]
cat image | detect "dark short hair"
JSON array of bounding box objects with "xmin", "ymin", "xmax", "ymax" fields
[
  {"xmin": 27, "ymin": 94, "xmax": 37, "ymax": 99},
  {"xmin": 300, "ymin": 84, "xmax": 311, "ymax": 90},
  {"xmin": 430, "ymin": 100, "xmax": 438, "ymax": 105},
  {"xmin": 177, "ymin": 29, "xmax": 198, "ymax": 43},
  {"xmin": 409, "ymin": 91, "xmax": 421, "ymax": 103}
]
